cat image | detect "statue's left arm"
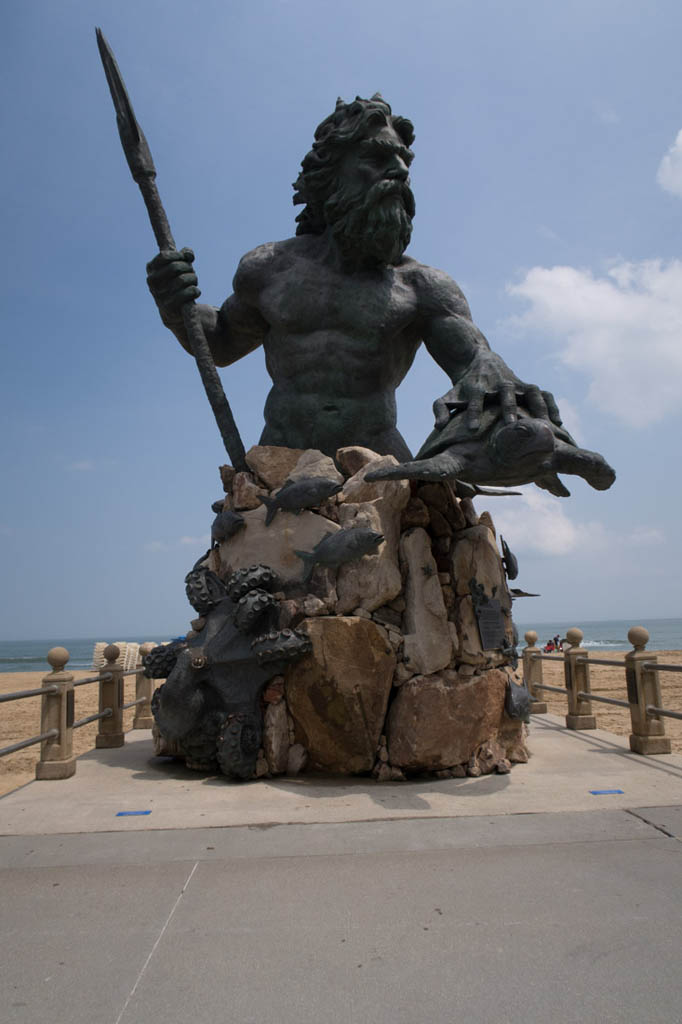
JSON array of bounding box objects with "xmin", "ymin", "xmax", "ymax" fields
[{"xmin": 418, "ymin": 268, "xmax": 562, "ymax": 433}]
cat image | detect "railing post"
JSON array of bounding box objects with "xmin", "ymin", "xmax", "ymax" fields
[
  {"xmin": 522, "ymin": 631, "xmax": 547, "ymax": 713},
  {"xmin": 564, "ymin": 627, "xmax": 596, "ymax": 730},
  {"xmin": 626, "ymin": 626, "xmax": 671, "ymax": 755},
  {"xmin": 35, "ymin": 647, "xmax": 76, "ymax": 780},
  {"xmin": 96, "ymin": 644, "xmax": 124, "ymax": 748},
  {"xmin": 133, "ymin": 642, "xmax": 155, "ymax": 729}
]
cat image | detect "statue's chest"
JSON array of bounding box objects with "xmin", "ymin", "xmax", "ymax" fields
[{"xmin": 259, "ymin": 265, "xmax": 416, "ymax": 337}]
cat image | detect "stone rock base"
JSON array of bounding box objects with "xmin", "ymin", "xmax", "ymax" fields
[
  {"xmin": 284, "ymin": 616, "xmax": 395, "ymax": 773},
  {"xmin": 386, "ymin": 668, "xmax": 509, "ymax": 772},
  {"xmin": 153, "ymin": 444, "xmax": 530, "ymax": 780}
]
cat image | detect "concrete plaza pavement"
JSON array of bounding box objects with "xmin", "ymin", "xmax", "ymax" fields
[{"xmin": 2, "ymin": 715, "xmax": 681, "ymax": 1023}]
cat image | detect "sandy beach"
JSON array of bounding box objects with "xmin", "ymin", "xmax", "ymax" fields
[
  {"xmin": 533, "ymin": 648, "xmax": 682, "ymax": 751},
  {"xmin": 2, "ymin": 651, "xmax": 681, "ymax": 797},
  {"xmin": 0, "ymin": 670, "xmax": 143, "ymax": 797}
]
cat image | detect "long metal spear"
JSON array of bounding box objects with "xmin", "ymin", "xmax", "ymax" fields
[{"xmin": 95, "ymin": 28, "xmax": 247, "ymax": 471}]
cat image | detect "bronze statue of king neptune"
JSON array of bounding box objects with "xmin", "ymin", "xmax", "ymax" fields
[{"xmin": 146, "ymin": 94, "xmax": 614, "ymax": 496}]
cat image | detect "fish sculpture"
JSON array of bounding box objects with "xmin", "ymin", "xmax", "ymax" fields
[
  {"xmin": 504, "ymin": 676, "xmax": 533, "ymax": 722},
  {"xmin": 210, "ymin": 500, "xmax": 246, "ymax": 545},
  {"xmin": 500, "ymin": 535, "xmax": 519, "ymax": 581},
  {"xmin": 294, "ymin": 527, "xmax": 384, "ymax": 584},
  {"xmin": 366, "ymin": 405, "xmax": 615, "ymax": 497},
  {"xmin": 258, "ymin": 476, "xmax": 344, "ymax": 526}
]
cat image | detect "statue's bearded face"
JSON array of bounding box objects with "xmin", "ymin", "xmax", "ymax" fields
[{"xmin": 323, "ymin": 125, "xmax": 416, "ymax": 269}]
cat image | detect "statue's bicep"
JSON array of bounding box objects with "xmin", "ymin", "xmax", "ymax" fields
[{"xmin": 217, "ymin": 294, "xmax": 268, "ymax": 358}]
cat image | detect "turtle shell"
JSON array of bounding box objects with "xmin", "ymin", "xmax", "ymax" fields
[{"xmin": 416, "ymin": 404, "xmax": 576, "ymax": 461}]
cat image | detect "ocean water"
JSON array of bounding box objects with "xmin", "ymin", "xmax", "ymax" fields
[
  {"xmin": 513, "ymin": 618, "xmax": 682, "ymax": 652},
  {"xmin": 0, "ymin": 636, "xmax": 174, "ymax": 674},
  {"xmin": 1, "ymin": 618, "xmax": 680, "ymax": 673}
]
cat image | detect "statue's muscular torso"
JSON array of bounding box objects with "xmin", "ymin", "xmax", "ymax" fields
[{"xmin": 204, "ymin": 234, "xmax": 470, "ymax": 460}]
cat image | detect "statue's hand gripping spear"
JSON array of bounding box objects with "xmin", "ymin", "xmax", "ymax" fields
[{"xmin": 95, "ymin": 28, "xmax": 247, "ymax": 471}]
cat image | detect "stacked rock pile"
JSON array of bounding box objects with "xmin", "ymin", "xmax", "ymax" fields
[{"xmin": 187, "ymin": 443, "xmax": 529, "ymax": 779}]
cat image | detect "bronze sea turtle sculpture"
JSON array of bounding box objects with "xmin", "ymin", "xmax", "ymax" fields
[{"xmin": 366, "ymin": 403, "xmax": 615, "ymax": 497}]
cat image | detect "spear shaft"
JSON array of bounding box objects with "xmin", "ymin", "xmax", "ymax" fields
[{"xmin": 96, "ymin": 28, "xmax": 247, "ymax": 471}]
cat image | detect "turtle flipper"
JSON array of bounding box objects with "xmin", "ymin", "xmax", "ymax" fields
[
  {"xmin": 365, "ymin": 450, "xmax": 464, "ymax": 482},
  {"xmin": 535, "ymin": 473, "xmax": 571, "ymax": 497},
  {"xmin": 551, "ymin": 443, "xmax": 616, "ymax": 492}
]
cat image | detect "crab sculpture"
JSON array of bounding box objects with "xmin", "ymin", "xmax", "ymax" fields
[{"xmin": 146, "ymin": 563, "xmax": 311, "ymax": 780}]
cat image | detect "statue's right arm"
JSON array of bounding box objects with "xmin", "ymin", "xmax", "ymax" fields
[{"xmin": 146, "ymin": 247, "xmax": 269, "ymax": 367}]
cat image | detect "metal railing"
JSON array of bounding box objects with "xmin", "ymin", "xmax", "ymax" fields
[
  {"xmin": 0, "ymin": 642, "xmax": 155, "ymax": 780},
  {"xmin": 522, "ymin": 626, "xmax": 679, "ymax": 755}
]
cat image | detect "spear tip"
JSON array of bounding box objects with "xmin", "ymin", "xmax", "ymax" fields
[{"xmin": 95, "ymin": 26, "xmax": 156, "ymax": 182}]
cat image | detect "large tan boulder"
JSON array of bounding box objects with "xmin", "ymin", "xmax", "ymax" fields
[
  {"xmin": 339, "ymin": 454, "xmax": 410, "ymax": 507},
  {"xmin": 335, "ymin": 456, "xmax": 410, "ymax": 614},
  {"xmin": 451, "ymin": 524, "xmax": 509, "ymax": 599},
  {"xmin": 285, "ymin": 617, "xmax": 395, "ymax": 773},
  {"xmin": 450, "ymin": 524, "xmax": 513, "ymax": 663},
  {"xmin": 218, "ymin": 504, "xmax": 340, "ymax": 582},
  {"xmin": 245, "ymin": 445, "xmax": 305, "ymax": 489},
  {"xmin": 335, "ymin": 501, "xmax": 401, "ymax": 614},
  {"xmin": 386, "ymin": 668, "xmax": 508, "ymax": 771},
  {"xmin": 400, "ymin": 528, "xmax": 452, "ymax": 675},
  {"xmin": 289, "ymin": 450, "xmax": 344, "ymax": 484},
  {"xmin": 335, "ymin": 445, "xmax": 384, "ymax": 477},
  {"xmin": 453, "ymin": 595, "xmax": 490, "ymax": 666},
  {"xmin": 232, "ymin": 471, "xmax": 262, "ymax": 510}
]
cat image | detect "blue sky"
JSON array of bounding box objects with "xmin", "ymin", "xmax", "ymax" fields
[{"xmin": 2, "ymin": 0, "xmax": 681, "ymax": 639}]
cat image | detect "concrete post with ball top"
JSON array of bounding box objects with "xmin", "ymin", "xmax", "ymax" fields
[
  {"xmin": 35, "ymin": 647, "xmax": 77, "ymax": 780},
  {"xmin": 96, "ymin": 644, "xmax": 125, "ymax": 748},
  {"xmin": 564, "ymin": 627, "xmax": 596, "ymax": 730},
  {"xmin": 626, "ymin": 626, "xmax": 671, "ymax": 755},
  {"xmin": 522, "ymin": 631, "xmax": 547, "ymax": 714},
  {"xmin": 133, "ymin": 642, "xmax": 155, "ymax": 729}
]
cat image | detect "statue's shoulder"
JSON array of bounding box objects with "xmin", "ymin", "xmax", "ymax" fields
[
  {"xmin": 401, "ymin": 258, "xmax": 472, "ymax": 319},
  {"xmin": 233, "ymin": 238, "xmax": 301, "ymax": 299}
]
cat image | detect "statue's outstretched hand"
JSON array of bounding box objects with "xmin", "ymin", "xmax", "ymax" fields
[
  {"xmin": 433, "ymin": 348, "xmax": 562, "ymax": 433},
  {"xmin": 146, "ymin": 248, "xmax": 201, "ymax": 320}
]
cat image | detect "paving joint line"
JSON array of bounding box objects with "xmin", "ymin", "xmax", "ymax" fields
[
  {"xmin": 625, "ymin": 808, "xmax": 677, "ymax": 840},
  {"xmin": 5, "ymin": 803, "xmax": 682, "ymax": 841},
  {"xmin": 113, "ymin": 860, "xmax": 198, "ymax": 1024}
]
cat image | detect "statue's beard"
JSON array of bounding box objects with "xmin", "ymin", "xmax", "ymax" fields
[{"xmin": 324, "ymin": 179, "xmax": 415, "ymax": 269}]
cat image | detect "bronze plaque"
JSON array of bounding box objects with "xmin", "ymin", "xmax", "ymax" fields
[
  {"xmin": 476, "ymin": 599, "xmax": 506, "ymax": 650},
  {"xmin": 470, "ymin": 578, "xmax": 506, "ymax": 650}
]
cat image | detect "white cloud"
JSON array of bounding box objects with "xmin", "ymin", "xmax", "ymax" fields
[
  {"xmin": 487, "ymin": 488, "xmax": 664, "ymax": 558},
  {"xmin": 144, "ymin": 534, "xmax": 210, "ymax": 552},
  {"xmin": 657, "ymin": 129, "xmax": 682, "ymax": 197},
  {"xmin": 507, "ymin": 259, "xmax": 682, "ymax": 426},
  {"xmin": 490, "ymin": 488, "xmax": 598, "ymax": 556},
  {"xmin": 67, "ymin": 459, "xmax": 96, "ymax": 472}
]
